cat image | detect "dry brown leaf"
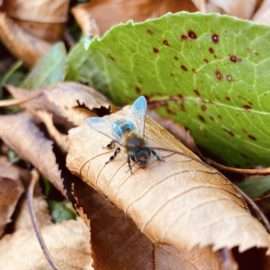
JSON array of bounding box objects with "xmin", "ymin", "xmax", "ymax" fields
[
  {"xmin": 253, "ymin": 0, "xmax": 270, "ymax": 24},
  {"xmin": 0, "ymin": 113, "xmax": 65, "ymax": 194},
  {"xmin": 192, "ymin": 0, "xmax": 260, "ymax": 19},
  {"xmin": 0, "ymin": 12, "xmax": 50, "ymax": 66},
  {"xmin": 0, "ymin": 159, "xmax": 23, "ymax": 236},
  {"xmin": 0, "ymin": 195, "xmax": 93, "ymax": 270},
  {"xmin": 0, "ymin": 0, "xmax": 69, "ymax": 65},
  {"xmin": 67, "ymin": 106, "xmax": 270, "ymax": 254},
  {"xmin": 8, "ymin": 82, "xmax": 111, "ymax": 126},
  {"xmin": 4, "ymin": 0, "xmax": 69, "ymax": 23},
  {"xmin": 71, "ymin": 178, "xmax": 224, "ymax": 270},
  {"xmin": 72, "ymin": 0, "xmax": 197, "ymax": 35}
]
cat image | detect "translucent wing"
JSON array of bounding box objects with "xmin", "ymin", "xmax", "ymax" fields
[
  {"xmin": 86, "ymin": 116, "xmax": 120, "ymax": 141},
  {"xmin": 128, "ymin": 96, "xmax": 147, "ymax": 136}
]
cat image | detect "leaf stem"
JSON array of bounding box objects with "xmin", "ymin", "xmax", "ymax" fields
[{"xmin": 27, "ymin": 169, "xmax": 61, "ymax": 270}]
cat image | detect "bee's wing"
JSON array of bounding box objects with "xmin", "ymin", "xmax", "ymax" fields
[
  {"xmin": 86, "ymin": 116, "xmax": 120, "ymax": 141},
  {"xmin": 129, "ymin": 96, "xmax": 147, "ymax": 136}
]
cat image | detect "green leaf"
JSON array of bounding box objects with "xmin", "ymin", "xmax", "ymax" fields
[
  {"xmin": 49, "ymin": 200, "xmax": 76, "ymax": 223},
  {"xmin": 66, "ymin": 12, "xmax": 270, "ymax": 167},
  {"xmin": 0, "ymin": 61, "xmax": 25, "ymax": 98},
  {"xmin": 22, "ymin": 42, "xmax": 66, "ymax": 90},
  {"xmin": 238, "ymin": 176, "xmax": 270, "ymax": 198}
]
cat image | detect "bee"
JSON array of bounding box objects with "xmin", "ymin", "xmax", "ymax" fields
[{"xmin": 86, "ymin": 96, "xmax": 162, "ymax": 172}]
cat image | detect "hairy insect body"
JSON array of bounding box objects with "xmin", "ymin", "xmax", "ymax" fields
[
  {"xmin": 124, "ymin": 132, "xmax": 151, "ymax": 169},
  {"xmin": 87, "ymin": 96, "xmax": 162, "ymax": 173}
]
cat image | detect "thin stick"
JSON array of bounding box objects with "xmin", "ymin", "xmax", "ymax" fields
[
  {"xmin": 232, "ymin": 183, "xmax": 270, "ymax": 233},
  {"xmin": 0, "ymin": 91, "xmax": 42, "ymax": 107},
  {"xmin": 205, "ymin": 158, "xmax": 270, "ymax": 175},
  {"xmin": 27, "ymin": 169, "xmax": 60, "ymax": 270}
]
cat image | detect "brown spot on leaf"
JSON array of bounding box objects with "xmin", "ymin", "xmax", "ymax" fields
[
  {"xmin": 193, "ymin": 89, "xmax": 201, "ymax": 96},
  {"xmin": 163, "ymin": 39, "xmax": 170, "ymax": 46},
  {"xmin": 198, "ymin": 114, "xmax": 206, "ymax": 123},
  {"xmin": 248, "ymin": 134, "xmax": 257, "ymax": 141},
  {"xmin": 243, "ymin": 104, "xmax": 252, "ymax": 110},
  {"xmin": 225, "ymin": 96, "xmax": 231, "ymax": 101},
  {"xmin": 108, "ymin": 54, "xmax": 115, "ymax": 61},
  {"xmin": 209, "ymin": 115, "xmax": 215, "ymax": 121},
  {"xmin": 153, "ymin": 47, "xmax": 159, "ymax": 53},
  {"xmin": 135, "ymin": 86, "xmax": 142, "ymax": 94},
  {"xmin": 188, "ymin": 30, "xmax": 197, "ymax": 39},
  {"xmin": 201, "ymin": 104, "xmax": 207, "ymax": 111},
  {"xmin": 146, "ymin": 29, "xmax": 154, "ymax": 35},
  {"xmin": 215, "ymin": 70, "xmax": 223, "ymax": 80},
  {"xmin": 209, "ymin": 47, "xmax": 215, "ymax": 54},
  {"xmin": 223, "ymin": 128, "xmax": 235, "ymax": 137},
  {"xmin": 229, "ymin": 55, "xmax": 241, "ymax": 63},
  {"xmin": 212, "ymin": 34, "xmax": 219, "ymax": 43},
  {"xmin": 203, "ymin": 58, "xmax": 209, "ymax": 63},
  {"xmin": 180, "ymin": 65, "xmax": 188, "ymax": 71},
  {"xmin": 181, "ymin": 34, "xmax": 188, "ymax": 40}
]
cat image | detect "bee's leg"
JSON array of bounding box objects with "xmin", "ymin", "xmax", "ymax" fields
[
  {"xmin": 104, "ymin": 140, "xmax": 116, "ymax": 150},
  {"xmin": 127, "ymin": 155, "xmax": 133, "ymax": 174},
  {"xmin": 151, "ymin": 149, "xmax": 163, "ymax": 161},
  {"xmin": 105, "ymin": 147, "xmax": 121, "ymax": 165}
]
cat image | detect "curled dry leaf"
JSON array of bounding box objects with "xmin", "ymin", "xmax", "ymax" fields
[
  {"xmin": 8, "ymin": 82, "xmax": 111, "ymax": 126},
  {"xmin": 0, "ymin": 12, "xmax": 50, "ymax": 66},
  {"xmin": 0, "ymin": 0, "xmax": 69, "ymax": 65},
  {"xmin": 67, "ymin": 106, "xmax": 270, "ymax": 253},
  {"xmin": 0, "ymin": 158, "xmax": 23, "ymax": 236},
  {"xmin": 70, "ymin": 178, "xmax": 223, "ymax": 270},
  {"xmin": 72, "ymin": 0, "xmax": 197, "ymax": 34},
  {"xmin": 0, "ymin": 196, "xmax": 93, "ymax": 270},
  {"xmin": 0, "ymin": 113, "xmax": 65, "ymax": 194}
]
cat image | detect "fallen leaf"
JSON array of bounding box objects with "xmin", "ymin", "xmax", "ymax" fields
[
  {"xmin": 8, "ymin": 82, "xmax": 111, "ymax": 125},
  {"xmin": 67, "ymin": 106, "xmax": 270, "ymax": 254},
  {"xmin": 70, "ymin": 176, "xmax": 224, "ymax": 270},
  {"xmin": 72, "ymin": 0, "xmax": 197, "ymax": 34},
  {"xmin": 4, "ymin": 0, "xmax": 69, "ymax": 23},
  {"xmin": 192, "ymin": 0, "xmax": 258, "ymax": 19},
  {"xmin": 0, "ymin": 195, "xmax": 93, "ymax": 270},
  {"xmin": 0, "ymin": 158, "xmax": 23, "ymax": 236},
  {"xmin": 0, "ymin": 0, "xmax": 69, "ymax": 65},
  {"xmin": 0, "ymin": 12, "xmax": 50, "ymax": 66},
  {"xmin": 253, "ymin": 0, "xmax": 270, "ymax": 24},
  {"xmin": 0, "ymin": 113, "xmax": 65, "ymax": 194}
]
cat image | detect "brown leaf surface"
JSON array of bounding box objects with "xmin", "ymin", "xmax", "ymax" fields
[
  {"xmin": 0, "ymin": 158, "xmax": 23, "ymax": 236},
  {"xmin": 0, "ymin": 196, "xmax": 93, "ymax": 270},
  {"xmin": 72, "ymin": 0, "xmax": 197, "ymax": 35},
  {"xmin": 253, "ymin": 0, "xmax": 270, "ymax": 24},
  {"xmin": 0, "ymin": 0, "xmax": 69, "ymax": 64},
  {"xmin": 8, "ymin": 82, "xmax": 111, "ymax": 126},
  {"xmin": 71, "ymin": 178, "xmax": 224, "ymax": 270},
  {"xmin": 67, "ymin": 106, "xmax": 270, "ymax": 254},
  {"xmin": 4, "ymin": 0, "xmax": 69, "ymax": 23},
  {"xmin": 0, "ymin": 113, "xmax": 64, "ymax": 194},
  {"xmin": 0, "ymin": 12, "xmax": 50, "ymax": 66}
]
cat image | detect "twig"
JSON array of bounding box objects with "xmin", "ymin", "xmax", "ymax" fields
[
  {"xmin": 232, "ymin": 183, "xmax": 270, "ymax": 233},
  {"xmin": 0, "ymin": 92, "xmax": 42, "ymax": 107},
  {"xmin": 27, "ymin": 169, "xmax": 60, "ymax": 270},
  {"xmin": 205, "ymin": 158, "xmax": 270, "ymax": 175}
]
